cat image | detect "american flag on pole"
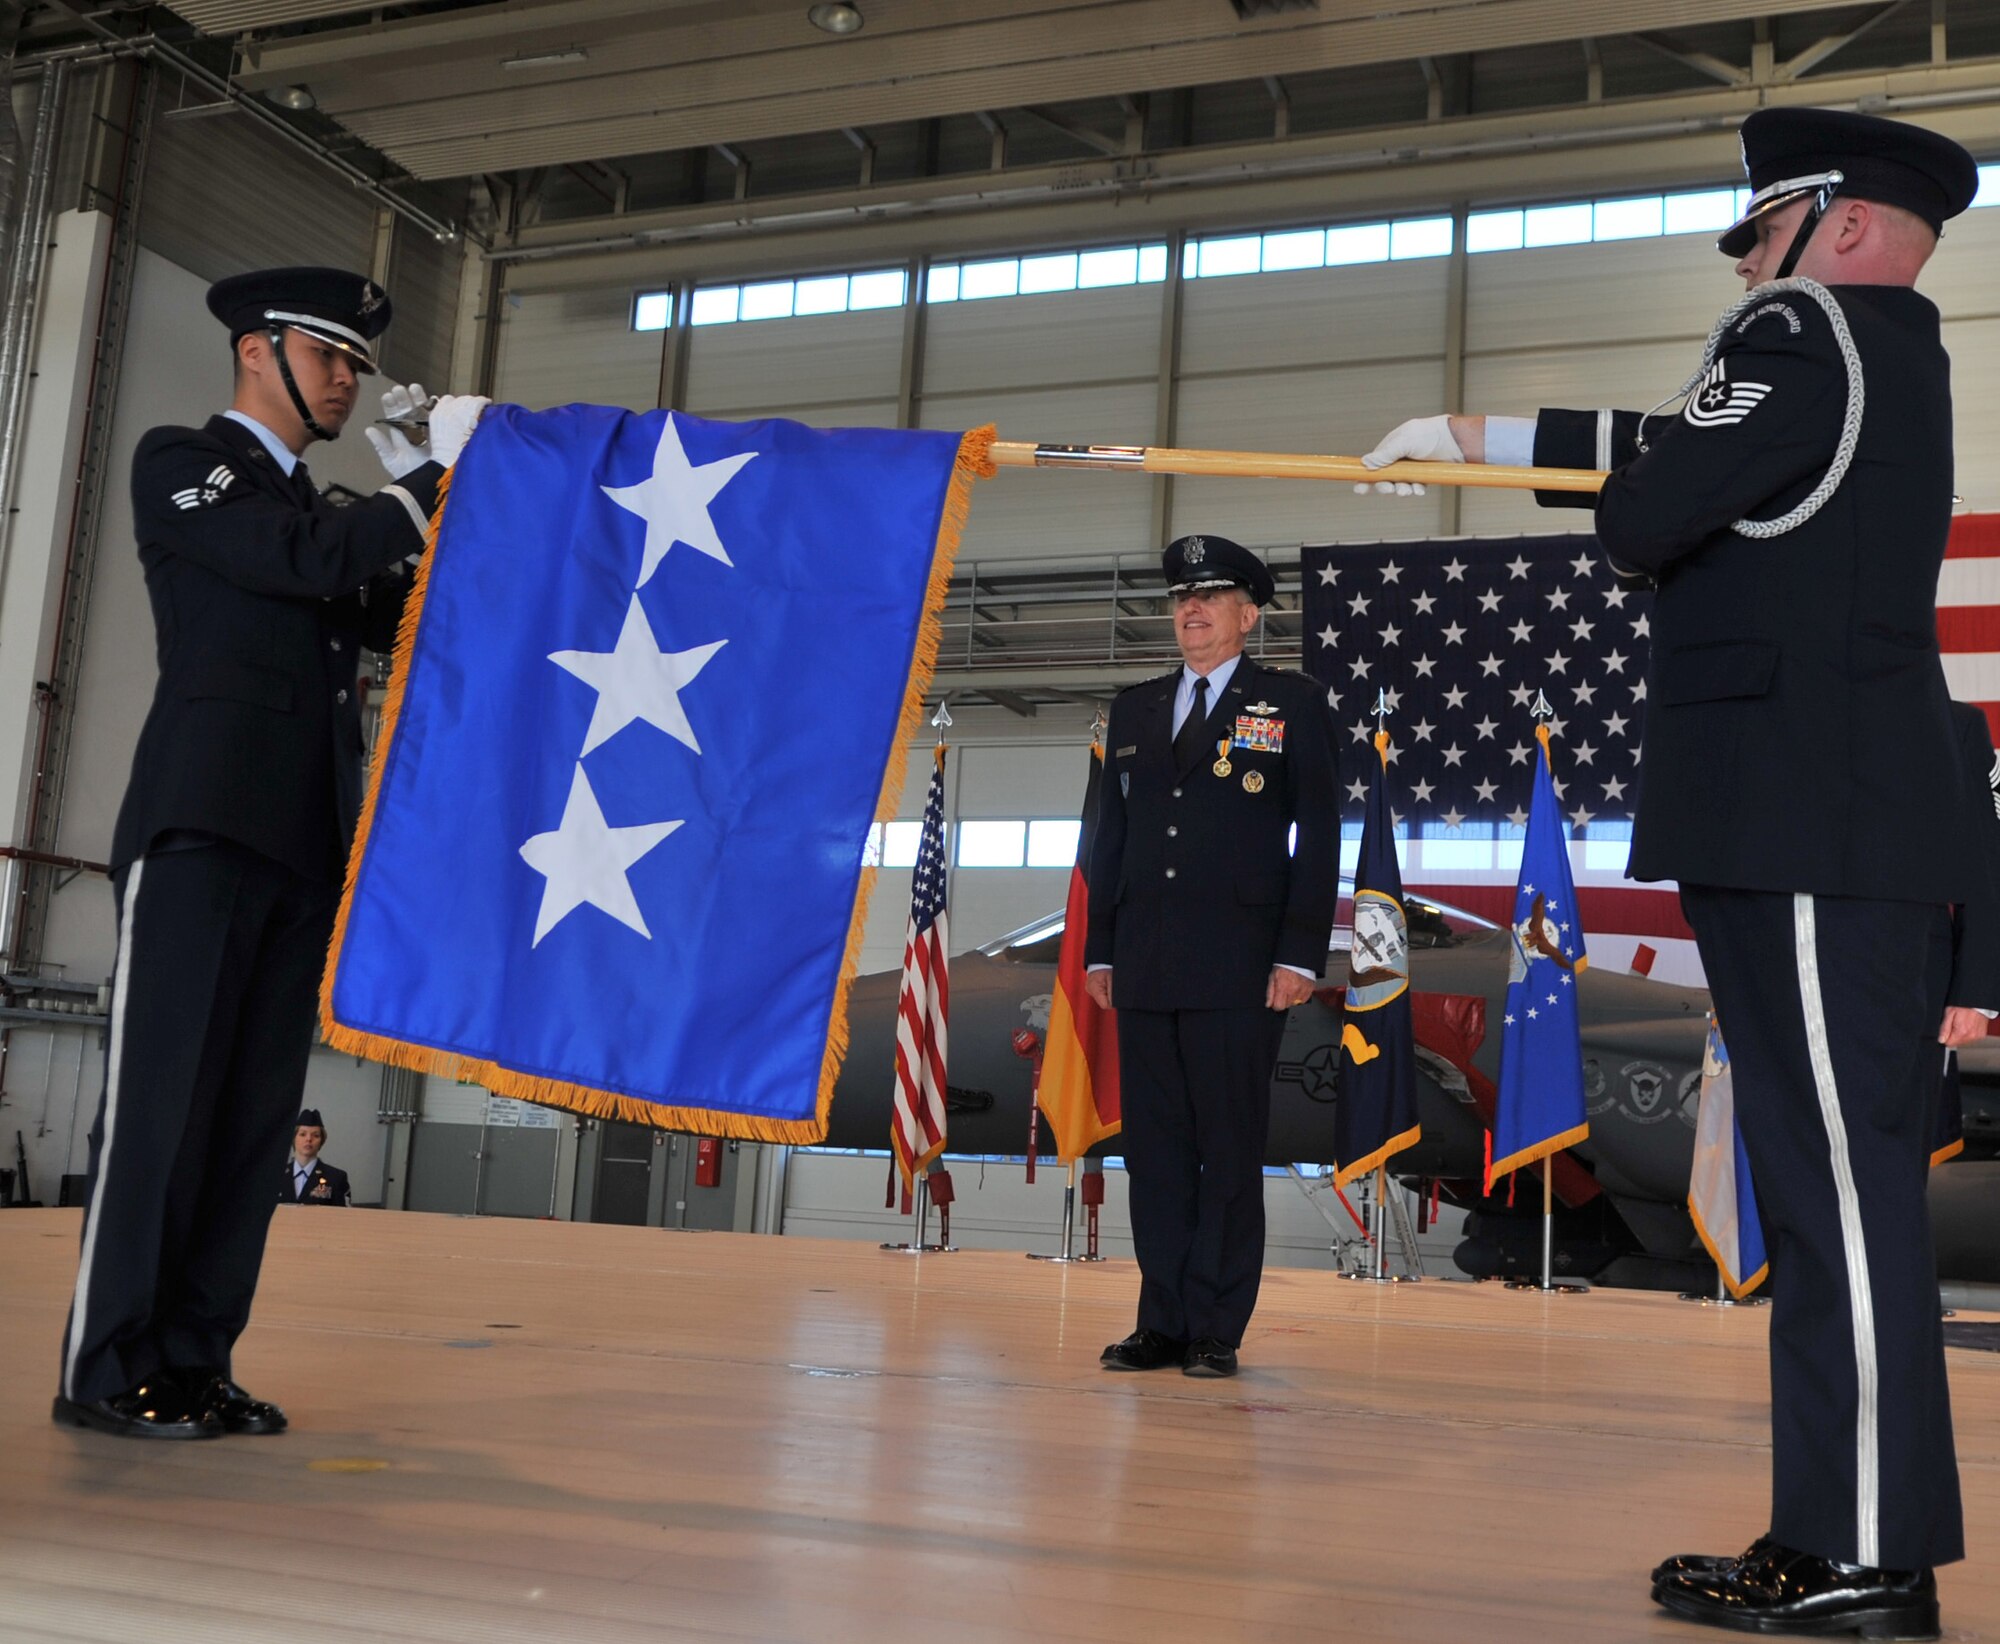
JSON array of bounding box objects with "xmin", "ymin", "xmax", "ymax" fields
[{"xmin": 890, "ymin": 745, "xmax": 951, "ymax": 1193}]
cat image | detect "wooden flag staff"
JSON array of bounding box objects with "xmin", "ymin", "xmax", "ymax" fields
[{"xmin": 988, "ymin": 440, "xmax": 1608, "ymax": 495}]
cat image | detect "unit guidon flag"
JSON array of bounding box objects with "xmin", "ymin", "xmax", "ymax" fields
[{"xmin": 321, "ymin": 405, "xmax": 991, "ymax": 1142}]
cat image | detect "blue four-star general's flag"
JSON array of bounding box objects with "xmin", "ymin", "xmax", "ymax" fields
[
  {"xmin": 1490, "ymin": 726, "xmax": 1591, "ymax": 1186},
  {"xmin": 1687, "ymin": 1014, "xmax": 1769, "ymax": 1297},
  {"xmin": 1334, "ymin": 730, "xmax": 1421, "ymax": 1188},
  {"xmin": 321, "ymin": 405, "xmax": 990, "ymax": 1142}
]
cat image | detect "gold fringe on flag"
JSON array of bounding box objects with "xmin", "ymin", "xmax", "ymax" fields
[{"xmin": 318, "ymin": 425, "xmax": 997, "ymax": 1144}]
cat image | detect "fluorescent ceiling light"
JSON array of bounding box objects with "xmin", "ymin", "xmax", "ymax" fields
[{"xmin": 501, "ymin": 46, "xmax": 589, "ymax": 70}]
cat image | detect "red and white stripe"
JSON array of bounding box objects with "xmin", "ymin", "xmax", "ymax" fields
[
  {"xmin": 891, "ymin": 906, "xmax": 949, "ymax": 1181},
  {"xmin": 1939, "ymin": 514, "xmax": 2000, "ymax": 743}
]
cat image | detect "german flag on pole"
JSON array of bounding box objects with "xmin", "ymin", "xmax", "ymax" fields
[{"xmin": 1038, "ymin": 742, "xmax": 1121, "ymax": 1161}]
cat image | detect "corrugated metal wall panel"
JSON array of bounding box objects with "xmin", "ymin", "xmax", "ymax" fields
[
  {"xmin": 377, "ymin": 224, "xmax": 462, "ymax": 394},
  {"xmin": 492, "ymin": 286, "xmax": 662, "ymax": 411},
  {"xmin": 138, "ymin": 107, "xmax": 375, "ymax": 284},
  {"xmin": 923, "ymin": 284, "xmax": 1162, "ymax": 393},
  {"xmin": 1464, "ymin": 235, "xmax": 1723, "ymax": 354},
  {"xmin": 701, "ymin": 400, "xmax": 901, "ymax": 431},
  {"xmin": 924, "ymin": 381, "xmax": 1156, "ymax": 560},
  {"xmin": 1944, "ymin": 316, "xmax": 2000, "ymax": 512},
  {"xmin": 1173, "ymin": 358, "xmax": 1448, "ymax": 545},
  {"xmin": 1916, "ymin": 205, "xmax": 2000, "ymax": 317},
  {"xmin": 686, "ymin": 308, "xmax": 904, "ymax": 415},
  {"xmin": 1180, "ymin": 261, "xmax": 1450, "ymax": 374}
]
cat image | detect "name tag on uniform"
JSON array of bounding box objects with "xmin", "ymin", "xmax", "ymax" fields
[
  {"xmin": 1232, "ymin": 715, "xmax": 1284, "ymax": 753},
  {"xmin": 1116, "ymin": 745, "xmax": 1137, "ymax": 758}
]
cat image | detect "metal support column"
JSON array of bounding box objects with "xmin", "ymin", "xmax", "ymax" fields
[{"xmin": 13, "ymin": 59, "xmax": 154, "ymax": 973}]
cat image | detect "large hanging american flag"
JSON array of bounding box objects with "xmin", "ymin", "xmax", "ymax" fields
[
  {"xmin": 1301, "ymin": 533, "xmax": 1654, "ymax": 835},
  {"xmin": 890, "ymin": 745, "xmax": 951, "ymax": 1191},
  {"xmin": 1940, "ymin": 515, "xmax": 2000, "ymax": 743}
]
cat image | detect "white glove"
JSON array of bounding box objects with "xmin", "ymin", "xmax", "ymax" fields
[
  {"xmin": 365, "ymin": 424, "xmax": 430, "ymax": 480},
  {"xmin": 1352, "ymin": 412, "xmax": 1464, "ymax": 496},
  {"xmin": 427, "ymin": 394, "xmax": 490, "ymax": 469},
  {"xmin": 1353, "ymin": 414, "xmax": 1463, "ymax": 497},
  {"xmin": 380, "ymin": 380, "xmax": 432, "ymax": 427}
]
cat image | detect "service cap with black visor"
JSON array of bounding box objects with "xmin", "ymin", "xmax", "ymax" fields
[
  {"xmin": 1721, "ymin": 106, "xmax": 1982, "ymax": 280},
  {"xmin": 205, "ymin": 266, "xmax": 392, "ymax": 442}
]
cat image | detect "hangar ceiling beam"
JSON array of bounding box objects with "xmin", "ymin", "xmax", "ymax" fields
[
  {"xmin": 1774, "ymin": 2, "xmax": 1911, "ymax": 84},
  {"xmin": 233, "ymin": 0, "xmax": 1854, "ymax": 181},
  {"xmin": 488, "ymin": 61, "xmax": 2000, "ymax": 292}
]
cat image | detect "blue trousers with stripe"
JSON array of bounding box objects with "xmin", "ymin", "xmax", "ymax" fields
[
  {"xmin": 59, "ymin": 841, "xmax": 335, "ymax": 1405},
  {"xmin": 1682, "ymin": 886, "xmax": 1963, "ymax": 1571}
]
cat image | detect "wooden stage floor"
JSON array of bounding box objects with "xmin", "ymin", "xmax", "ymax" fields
[{"xmin": 2, "ymin": 1209, "xmax": 1996, "ymax": 1644}]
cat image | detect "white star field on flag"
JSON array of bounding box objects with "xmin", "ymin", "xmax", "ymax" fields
[
  {"xmin": 520, "ymin": 413, "xmax": 756, "ymax": 945},
  {"xmin": 1304, "ymin": 535, "xmax": 1652, "ymax": 833}
]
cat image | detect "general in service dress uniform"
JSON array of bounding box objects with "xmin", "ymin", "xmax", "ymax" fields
[{"xmin": 1085, "ymin": 535, "xmax": 1338, "ymax": 1379}]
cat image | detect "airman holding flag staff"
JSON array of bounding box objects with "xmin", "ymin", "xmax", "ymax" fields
[
  {"xmin": 1364, "ymin": 108, "xmax": 1982, "ymax": 1638},
  {"xmin": 54, "ymin": 267, "xmax": 487, "ymax": 1443}
]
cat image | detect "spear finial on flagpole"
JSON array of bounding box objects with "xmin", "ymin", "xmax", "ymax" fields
[
  {"xmin": 1529, "ymin": 689, "xmax": 1555, "ymax": 763},
  {"xmin": 1373, "ymin": 686, "xmax": 1392, "ymax": 763}
]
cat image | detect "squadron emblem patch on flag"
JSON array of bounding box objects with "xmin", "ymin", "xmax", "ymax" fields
[
  {"xmin": 1683, "ymin": 358, "xmax": 1772, "ymax": 428},
  {"xmin": 170, "ymin": 465, "xmax": 236, "ymax": 510}
]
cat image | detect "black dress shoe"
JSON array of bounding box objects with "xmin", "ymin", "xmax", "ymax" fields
[
  {"xmin": 191, "ymin": 1373, "xmax": 288, "ymax": 1435},
  {"xmin": 1100, "ymin": 1329, "xmax": 1185, "ymax": 1371},
  {"xmin": 51, "ymin": 1380, "xmax": 222, "ymax": 1440},
  {"xmin": 1651, "ymin": 1535, "xmax": 1774, "ymax": 1587},
  {"xmin": 1182, "ymin": 1337, "xmax": 1239, "ymax": 1378},
  {"xmin": 1655, "ymin": 1544, "xmax": 1939, "ymax": 1639}
]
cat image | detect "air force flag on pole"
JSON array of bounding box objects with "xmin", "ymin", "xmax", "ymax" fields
[
  {"xmin": 1489, "ymin": 724, "xmax": 1591, "ymax": 1187},
  {"xmin": 321, "ymin": 406, "xmax": 991, "ymax": 1142}
]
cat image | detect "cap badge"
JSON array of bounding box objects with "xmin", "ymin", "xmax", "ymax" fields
[
  {"xmin": 358, "ymin": 280, "xmax": 385, "ymax": 316},
  {"xmin": 1184, "ymin": 536, "xmax": 1206, "ymax": 565}
]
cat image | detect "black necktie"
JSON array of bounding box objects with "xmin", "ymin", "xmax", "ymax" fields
[
  {"xmin": 293, "ymin": 461, "xmax": 316, "ymax": 507},
  {"xmin": 1173, "ymin": 674, "xmax": 1210, "ymax": 769}
]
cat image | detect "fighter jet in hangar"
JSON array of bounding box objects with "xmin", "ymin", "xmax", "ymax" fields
[{"xmin": 829, "ymin": 883, "xmax": 2000, "ymax": 1290}]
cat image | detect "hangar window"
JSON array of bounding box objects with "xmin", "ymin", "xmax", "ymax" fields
[
  {"xmin": 675, "ymin": 267, "xmax": 907, "ymax": 330},
  {"xmin": 1025, "ymin": 819, "xmax": 1082, "ymax": 867},
  {"xmin": 927, "ymin": 241, "xmax": 1170, "ymax": 305},
  {"xmin": 648, "ymin": 165, "xmax": 1995, "ymax": 335},
  {"xmin": 956, "ymin": 819, "xmax": 1026, "ymax": 866}
]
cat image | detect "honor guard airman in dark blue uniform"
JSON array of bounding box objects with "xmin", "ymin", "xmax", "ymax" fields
[
  {"xmin": 1367, "ymin": 107, "xmax": 1982, "ymax": 1639},
  {"xmin": 1085, "ymin": 535, "xmax": 1338, "ymax": 1378},
  {"xmin": 53, "ymin": 268, "xmax": 486, "ymax": 1441}
]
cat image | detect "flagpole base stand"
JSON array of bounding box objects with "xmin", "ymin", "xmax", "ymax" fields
[
  {"xmin": 1677, "ymin": 1290, "xmax": 1768, "ymax": 1306},
  {"xmin": 1337, "ymin": 1270, "xmax": 1420, "ymax": 1283},
  {"xmin": 1504, "ymin": 1278, "xmax": 1588, "ymax": 1294},
  {"xmin": 880, "ymin": 1241, "xmax": 958, "ymax": 1254},
  {"xmin": 1025, "ymin": 1252, "xmax": 1106, "ymax": 1263}
]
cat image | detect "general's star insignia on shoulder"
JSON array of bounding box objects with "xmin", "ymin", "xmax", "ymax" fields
[
  {"xmin": 1683, "ymin": 358, "xmax": 1772, "ymax": 428},
  {"xmin": 169, "ymin": 464, "xmax": 236, "ymax": 510}
]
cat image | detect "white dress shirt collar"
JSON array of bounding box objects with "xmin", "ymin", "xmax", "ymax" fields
[
  {"xmin": 1173, "ymin": 652, "xmax": 1244, "ymax": 735},
  {"xmin": 223, "ymin": 409, "xmax": 300, "ymax": 477}
]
